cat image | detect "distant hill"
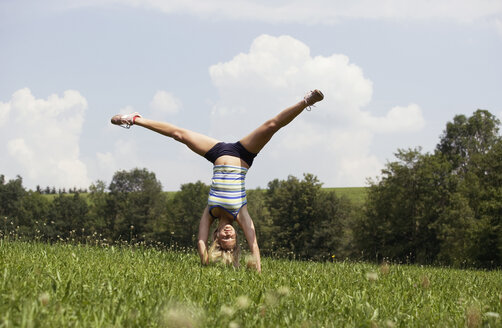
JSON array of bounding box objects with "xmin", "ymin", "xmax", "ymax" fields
[
  {"xmin": 325, "ymin": 187, "xmax": 368, "ymax": 206},
  {"xmin": 42, "ymin": 187, "xmax": 368, "ymax": 206}
]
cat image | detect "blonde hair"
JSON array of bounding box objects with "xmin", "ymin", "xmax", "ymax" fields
[{"xmin": 208, "ymin": 239, "xmax": 240, "ymax": 268}]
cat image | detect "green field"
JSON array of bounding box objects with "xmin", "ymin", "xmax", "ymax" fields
[
  {"xmin": 1, "ymin": 241, "xmax": 501, "ymax": 327},
  {"xmin": 326, "ymin": 187, "xmax": 367, "ymax": 206}
]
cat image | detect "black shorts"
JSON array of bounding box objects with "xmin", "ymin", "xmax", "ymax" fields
[{"xmin": 204, "ymin": 141, "xmax": 257, "ymax": 167}]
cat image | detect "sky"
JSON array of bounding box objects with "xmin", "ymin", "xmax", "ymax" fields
[{"xmin": 1, "ymin": 0, "xmax": 501, "ymax": 191}]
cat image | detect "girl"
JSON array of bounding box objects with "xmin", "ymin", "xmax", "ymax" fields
[{"xmin": 111, "ymin": 90, "xmax": 324, "ymax": 272}]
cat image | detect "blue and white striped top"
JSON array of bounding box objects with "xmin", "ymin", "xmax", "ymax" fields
[{"xmin": 208, "ymin": 165, "xmax": 248, "ymax": 219}]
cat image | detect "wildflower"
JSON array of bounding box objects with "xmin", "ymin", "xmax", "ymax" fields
[
  {"xmin": 485, "ymin": 312, "xmax": 500, "ymax": 319},
  {"xmin": 385, "ymin": 320, "xmax": 396, "ymax": 328},
  {"xmin": 466, "ymin": 305, "xmax": 481, "ymax": 328},
  {"xmin": 265, "ymin": 292, "xmax": 278, "ymax": 306},
  {"xmin": 366, "ymin": 272, "xmax": 378, "ymax": 282},
  {"xmin": 380, "ymin": 262, "xmax": 390, "ymax": 275},
  {"xmin": 236, "ymin": 295, "xmax": 250, "ymax": 309},
  {"xmin": 277, "ymin": 286, "xmax": 290, "ymax": 297},
  {"xmin": 245, "ymin": 255, "xmax": 258, "ymax": 270},
  {"xmin": 229, "ymin": 321, "xmax": 240, "ymax": 328},
  {"xmin": 420, "ymin": 275, "xmax": 430, "ymax": 288},
  {"xmin": 38, "ymin": 292, "xmax": 50, "ymax": 306},
  {"xmin": 220, "ymin": 305, "xmax": 235, "ymax": 316},
  {"xmin": 161, "ymin": 305, "xmax": 199, "ymax": 328}
]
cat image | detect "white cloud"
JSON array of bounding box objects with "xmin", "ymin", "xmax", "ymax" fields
[
  {"xmin": 73, "ymin": 0, "xmax": 502, "ymax": 26},
  {"xmin": 149, "ymin": 90, "xmax": 181, "ymax": 117},
  {"xmin": 0, "ymin": 101, "xmax": 10, "ymax": 126},
  {"xmin": 116, "ymin": 105, "xmax": 137, "ymax": 115},
  {"xmin": 208, "ymin": 34, "xmax": 425, "ymax": 186},
  {"xmin": 0, "ymin": 88, "xmax": 90, "ymax": 188},
  {"xmin": 361, "ymin": 103, "xmax": 425, "ymax": 134}
]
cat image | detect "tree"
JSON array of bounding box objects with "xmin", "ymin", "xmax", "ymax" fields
[
  {"xmin": 16, "ymin": 191, "xmax": 51, "ymax": 240},
  {"xmin": 108, "ymin": 168, "xmax": 166, "ymax": 242},
  {"xmin": 49, "ymin": 193, "xmax": 89, "ymax": 241},
  {"xmin": 247, "ymin": 188, "xmax": 273, "ymax": 253},
  {"xmin": 0, "ymin": 175, "xmax": 26, "ymax": 225},
  {"xmin": 265, "ymin": 173, "xmax": 349, "ymax": 259},
  {"xmin": 164, "ymin": 181, "xmax": 209, "ymax": 247},
  {"xmin": 355, "ymin": 149, "xmax": 453, "ymax": 263},
  {"xmin": 435, "ymin": 110, "xmax": 501, "ymax": 267},
  {"xmin": 356, "ymin": 110, "xmax": 502, "ymax": 267},
  {"xmin": 306, "ymin": 189, "xmax": 352, "ymax": 260},
  {"xmin": 86, "ymin": 180, "xmax": 112, "ymax": 238},
  {"xmin": 437, "ymin": 109, "xmax": 500, "ymax": 173}
]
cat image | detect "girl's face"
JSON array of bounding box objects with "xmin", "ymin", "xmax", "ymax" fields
[{"xmin": 216, "ymin": 224, "xmax": 237, "ymax": 250}]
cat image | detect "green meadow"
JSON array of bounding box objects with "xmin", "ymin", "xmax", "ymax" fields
[
  {"xmin": 1, "ymin": 241, "xmax": 501, "ymax": 327},
  {"xmin": 326, "ymin": 187, "xmax": 367, "ymax": 206}
]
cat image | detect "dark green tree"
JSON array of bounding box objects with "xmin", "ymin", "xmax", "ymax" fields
[
  {"xmin": 437, "ymin": 109, "xmax": 500, "ymax": 173},
  {"xmin": 247, "ymin": 188, "xmax": 273, "ymax": 254},
  {"xmin": 108, "ymin": 168, "xmax": 166, "ymax": 242},
  {"xmin": 164, "ymin": 181, "xmax": 209, "ymax": 248},
  {"xmin": 356, "ymin": 110, "xmax": 502, "ymax": 267},
  {"xmin": 435, "ymin": 110, "xmax": 501, "ymax": 267},
  {"xmin": 306, "ymin": 189, "xmax": 352, "ymax": 260},
  {"xmin": 16, "ymin": 191, "xmax": 51, "ymax": 240},
  {"xmin": 355, "ymin": 149, "xmax": 453, "ymax": 263},
  {"xmin": 86, "ymin": 180, "xmax": 112, "ymax": 238},
  {"xmin": 0, "ymin": 175, "xmax": 26, "ymax": 221},
  {"xmin": 49, "ymin": 193, "xmax": 89, "ymax": 241},
  {"xmin": 265, "ymin": 173, "xmax": 349, "ymax": 259}
]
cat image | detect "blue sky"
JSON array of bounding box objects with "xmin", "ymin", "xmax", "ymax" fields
[{"xmin": 1, "ymin": 0, "xmax": 501, "ymax": 190}]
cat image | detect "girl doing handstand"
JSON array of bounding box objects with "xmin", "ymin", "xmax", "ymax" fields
[{"xmin": 111, "ymin": 90, "xmax": 324, "ymax": 272}]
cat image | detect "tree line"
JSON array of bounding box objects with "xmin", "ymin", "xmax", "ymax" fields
[{"xmin": 1, "ymin": 109, "xmax": 500, "ymax": 268}]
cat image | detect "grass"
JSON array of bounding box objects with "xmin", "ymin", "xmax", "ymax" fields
[
  {"xmin": 326, "ymin": 187, "xmax": 368, "ymax": 206},
  {"xmin": 1, "ymin": 241, "xmax": 501, "ymax": 327},
  {"xmin": 41, "ymin": 187, "xmax": 368, "ymax": 206}
]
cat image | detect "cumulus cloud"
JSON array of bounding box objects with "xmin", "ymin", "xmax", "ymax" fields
[
  {"xmin": 149, "ymin": 90, "xmax": 181, "ymax": 117},
  {"xmin": 0, "ymin": 101, "xmax": 10, "ymax": 126},
  {"xmin": 95, "ymin": 138, "xmax": 142, "ymax": 178},
  {"xmin": 361, "ymin": 104, "xmax": 425, "ymax": 133},
  {"xmin": 208, "ymin": 34, "xmax": 425, "ymax": 186},
  {"xmin": 0, "ymin": 88, "xmax": 90, "ymax": 188}
]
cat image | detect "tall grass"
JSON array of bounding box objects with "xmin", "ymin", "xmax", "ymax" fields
[{"xmin": 1, "ymin": 240, "xmax": 501, "ymax": 327}]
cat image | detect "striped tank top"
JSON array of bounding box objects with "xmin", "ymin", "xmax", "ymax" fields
[{"xmin": 207, "ymin": 165, "xmax": 248, "ymax": 219}]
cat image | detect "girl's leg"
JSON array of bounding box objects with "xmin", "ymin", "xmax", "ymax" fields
[
  {"xmin": 239, "ymin": 90, "xmax": 323, "ymax": 154},
  {"xmin": 135, "ymin": 117, "xmax": 220, "ymax": 156}
]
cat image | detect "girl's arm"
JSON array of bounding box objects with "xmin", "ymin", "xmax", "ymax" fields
[
  {"xmin": 237, "ymin": 205, "xmax": 261, "ymax": 273},
  {"xmin": 197, "ymin": 206, "xmax": 213, "ymax": 265}
]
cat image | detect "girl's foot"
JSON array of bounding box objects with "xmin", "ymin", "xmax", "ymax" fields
[
  {"xmin": 110, "ymin": 112, "xmax": 142, "ymax": 129},
  {"xmin": 304, "ymin": 90, "xmax": 324, "ymax": 107}
]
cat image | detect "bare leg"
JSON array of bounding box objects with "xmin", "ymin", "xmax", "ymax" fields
[
  {"xmin": 239, "ymin": 100, "xmax": 308, "ymax": 154},
  {"xmin": 135, "ymin": 117, "xmax": 220, "ymax": 156}
]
